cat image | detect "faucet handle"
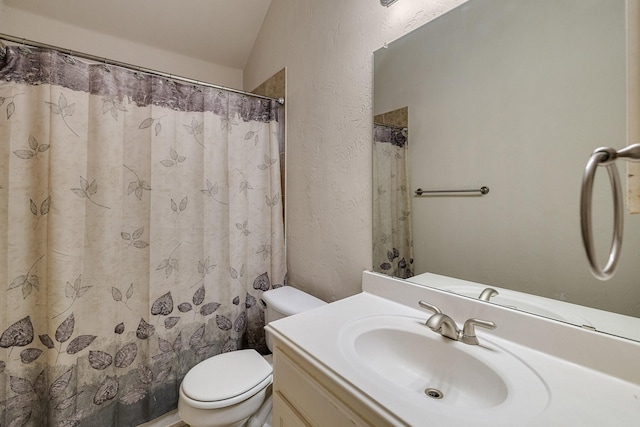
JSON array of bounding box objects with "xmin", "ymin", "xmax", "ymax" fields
[
  {"xmin": 418, "ymin": 300, "xmax": 442, "ymax": 315},
  {"xmin": 478, "ymin": 287, "xmax": 499, "ymax": 301},
  {"xmin": 461, "ymin": 318, "xmax": 497, "ymax": 345}
]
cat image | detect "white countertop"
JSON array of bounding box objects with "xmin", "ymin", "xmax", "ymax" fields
[{"xmin": 268, "ymin": 271, "xmax": 640, "ymax": 426}]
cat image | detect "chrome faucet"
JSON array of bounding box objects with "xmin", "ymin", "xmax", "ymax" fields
[
  {"xmin": 478, "ymin": 287, "xmax": 499, "ymax": 302},
  {"xmin": 425, "ymin": 312, "xmax": 461, "ymax": 340},
  {"xmin": 418, "ymin": 300, "xmax": 496, "ymax": 345}
]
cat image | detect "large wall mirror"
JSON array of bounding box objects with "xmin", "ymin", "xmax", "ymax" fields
[{"xmin": 373, "ymin": 0, "xmax": 640, "ymax": 341}]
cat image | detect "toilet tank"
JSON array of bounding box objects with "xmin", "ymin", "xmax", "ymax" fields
[{"xmin": 260, "ymin": 286, "xmax": 326, "ymax": 351}]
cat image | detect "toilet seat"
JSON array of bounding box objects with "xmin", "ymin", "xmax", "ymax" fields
[{"xmin": 181, "ymin": 349, "xmax": 273, "ymax": 409}]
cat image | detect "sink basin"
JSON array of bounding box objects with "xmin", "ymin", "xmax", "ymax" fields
[{"xmin": 339, "ymin": 315, "xmax": 549, "ymax": 422}]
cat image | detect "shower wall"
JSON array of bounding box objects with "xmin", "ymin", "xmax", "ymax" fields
[{"xmin": 374, "ymin": 107, "xmax": 408, "ymax": 129}]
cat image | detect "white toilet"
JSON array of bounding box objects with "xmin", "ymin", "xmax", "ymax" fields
[{"xmin": 178, "ymin": 286, "xmax": 326, "ymax": 427}]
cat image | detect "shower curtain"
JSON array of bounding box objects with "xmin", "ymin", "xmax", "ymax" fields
[
  {"xmin": 0, "ymin": 45, "xmax": 285, "ymax": 426},
  {"xmin": 373, "ymin": 124, "xmax": 413, "ymax": 279}
]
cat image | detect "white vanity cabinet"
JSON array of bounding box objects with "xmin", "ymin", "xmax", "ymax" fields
[
  {"xmin": 270, "ymin": 335, "xmax": 399, "ymax": 427},
  {"xmin": 266, "ymin": 272, "xmax": 640, "ymax": 426}
]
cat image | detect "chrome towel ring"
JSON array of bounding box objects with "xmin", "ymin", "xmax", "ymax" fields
[{"xmin": 580, "ymin": 144, "xmax": 640, "ymax": 280}]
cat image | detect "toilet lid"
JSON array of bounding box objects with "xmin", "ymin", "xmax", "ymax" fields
[{"xmin": 182, "ymin": 349, "xmax": 272, "ymax": 403}]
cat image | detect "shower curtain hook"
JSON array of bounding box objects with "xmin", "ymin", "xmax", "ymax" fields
[
  {"xmin": 134, "ymin": 66, "xmax": 144, "ymax": 79},
  {"xmin": 64, "ymin": 49, "xmax": 76, "ymax": 64},
  {"xmin": 101, "ymin": 58, "xmax": 110, "ymax": 72},
  {"xmin": 19, "ymin": 38, "xmax": 32, "ymax": 54}
]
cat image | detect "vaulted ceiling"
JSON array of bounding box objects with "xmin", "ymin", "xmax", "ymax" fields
[{"xmin": 1, "ymin": 0, "xmax": 272, "ymax": 69}]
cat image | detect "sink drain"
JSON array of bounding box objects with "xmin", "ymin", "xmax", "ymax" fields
[{"xmin": 424, "ymin": 388, "xmax": 444, "ymax": 399}]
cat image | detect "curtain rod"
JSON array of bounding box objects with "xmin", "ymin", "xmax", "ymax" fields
[
  {"xmin": 0, "ymin": 33, "xmax": 285, "ymax": 105},
  {"xmin": 373, "ymin": 121, "xmax": 407, "ymax": 130}
]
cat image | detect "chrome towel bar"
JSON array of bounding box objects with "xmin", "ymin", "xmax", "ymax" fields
[
  {"xmin": 415, "ymin": 186, "xmax": 489, "ymax": 196},
  {"xmin": 580, "ymin": 144, "xmax": 640, "ymax": 280}
]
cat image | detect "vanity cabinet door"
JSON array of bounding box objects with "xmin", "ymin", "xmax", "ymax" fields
[
  {"xmin": 272, "ymin": 341, "xmax": 391, "ymax": 427},
  {"xmin": 272, "ymin": 390, "xmax": 312, "ymax": 427}
]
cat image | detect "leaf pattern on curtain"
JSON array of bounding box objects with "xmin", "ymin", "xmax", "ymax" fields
[
  {"xmin": 373, "ymin": 124, "xmax": 414, "ymax": 279},
  {"xmin": 0, "ymin": 46, "xmax": 285, "ymax": 426}
]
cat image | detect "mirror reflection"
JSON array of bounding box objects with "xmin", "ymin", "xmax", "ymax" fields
[
  {"xmin": 373, "ymin": 108, "xmax": 413, "ymax": 279},
  {"xmin": 373, "ymin": 0, "xmax": 640, "ymax": 341}
]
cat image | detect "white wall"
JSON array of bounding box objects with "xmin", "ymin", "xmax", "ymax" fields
[
  {"xmin": 244, "ymin": 0, "xmax": 467, "ymax": 301},
  {"xmin": 0, "ymin": 5, "xmax": 243, "ymax": 89}
]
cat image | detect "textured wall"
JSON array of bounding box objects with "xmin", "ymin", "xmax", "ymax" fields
[
  {"xmin": 244, "ymin": 0, "xmax": 467, "ymax": 301},
  {"xmin": 0, "ymin": 4, "xmax": 243, "ymax": 89}
]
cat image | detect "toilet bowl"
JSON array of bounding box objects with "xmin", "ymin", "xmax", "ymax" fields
[{"xmin": 178, "ymin": 286, "xmax": 326, "ymax": 427}]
